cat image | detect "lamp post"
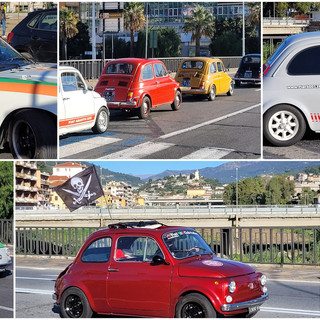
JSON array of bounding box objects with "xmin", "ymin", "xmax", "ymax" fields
[
  {"xmin": 145, "ymin": 3, "xmax": 149, "ymax": 59},
  {"xmin": 242, "ymin": 1, "xmax": 245, "ymax": 57},
  {"xmin": 236, "ymin": 167, "xmax": 239, "ymax": 208}
]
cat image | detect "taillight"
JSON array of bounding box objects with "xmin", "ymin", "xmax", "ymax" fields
[
  {"xmin": 235, "ymin": 72, "xmax": 239, "ymax": 79},
  {"xmin": 127, "ymin": 91, "xmax": 133, "ymax": 102},
  {"xmin": 200, "ymin": 82, "xmax": 205, "ymax": 90},
  {"xmin": 7, "ymin": 32, "xmax": 14, "ymax": 43},
  {"xmin": 263, "ymin": 62, "xmax": 270, "ymax": 76}
]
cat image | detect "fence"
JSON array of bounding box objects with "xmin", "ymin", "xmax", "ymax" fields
[
  {"xmin": 16, "ymin": 226, "xmax": 319, "ymax": 266},
  {"xmin": 0, "ymin": 220, "xmax": 13, "ymax": 245},
  {"xmin": 59, "ymin": 56, "xmax": 242, "ymax": 80}
]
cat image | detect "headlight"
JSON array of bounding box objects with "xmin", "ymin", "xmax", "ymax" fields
[
  {"xmin": 260, "ymin": 274, "xmax": 267, "ymax": 286},
  {"xmin": 228, "ymin": 280, "xmax": 236, "ymax": 293}
]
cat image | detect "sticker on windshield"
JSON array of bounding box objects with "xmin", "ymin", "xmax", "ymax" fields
[
  {"xmin": 202, "ymin": 260, "xmax": 223, "ymax": 267},
  {"xmin": 166, "ymin": 230, "xmax": 198, "ymax": 239}
]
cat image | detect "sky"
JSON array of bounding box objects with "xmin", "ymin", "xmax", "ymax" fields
[{"xmin": 92, "ymin": 161, "xmax": 228, "ymax": 176}]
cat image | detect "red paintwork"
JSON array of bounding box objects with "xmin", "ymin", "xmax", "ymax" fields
[
  {"xmin": 54, "ymin": 226, "xmax": 266, "ymax": 318},
  {"xmin": 95, "ymin": 58, "xmax": 180, "ymax": 110}
]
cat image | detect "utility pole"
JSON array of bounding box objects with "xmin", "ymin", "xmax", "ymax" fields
[
  {"xmin": 242, "ymin": 2, "xmax": 245, "ymax": 57},
  {"xmin": 145, "ymin": 3, "xmax": 149, "ymax": 59},
  {"xmin": 92, "ymin": 2, "xmax": 96, "ymax": 59}
]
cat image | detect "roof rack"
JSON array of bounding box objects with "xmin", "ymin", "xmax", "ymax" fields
[{"xmin": 108, "ymin": 221, "xmax": 165, "ymax": 230}]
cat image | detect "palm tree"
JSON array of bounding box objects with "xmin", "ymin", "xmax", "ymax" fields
[
  {"xmin": 247, "ymin": 2, "xmax": 261, "ymax": 38},
  {"xmin": 183, "ymin": 5, "xmax": 215, "ymax": 57},
  {"xmin": 124, "ymin": 2, "xmax": 146, "ymax": 57},
  {"xmin": 60, "ymin": 7, "xmax": 79, "ymax": 60}
]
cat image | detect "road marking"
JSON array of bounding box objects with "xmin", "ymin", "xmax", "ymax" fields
[
  {"xmin": 269, "ymin": 278, "xmax": 320, "ymax": 284},
  {"xmin": 159, "ymin": 103, "xmax": 260, "ymax": 139},
  {"xmin": 261, "ymin": 307, "xmax": 320, "ymax": 316},
  {"xmin": 60, "ymin": 136, "xmax": 121, "ymax": 158},
  {"xmin": 0, "ymin": 305, "xmax": 14, "ymax": 312},
  {"xmin": 16, "ymin": 276, "xmax": 55, "ymax": 281},
  {"xmin": 16, "ymin": 266, "xmax": 63, "ymax": 271},
  {"xmin": 16, "ymin": 288, "xmax": 53, "ymax": 295},
  {"xmin": 101, "ymin": 141, "xmax": 174, "ymax": 159},
  {"xmin": 181, "ymin": 147, "xmax": 234, "ymax": 159}
]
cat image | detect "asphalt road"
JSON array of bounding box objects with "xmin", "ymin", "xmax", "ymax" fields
[
  {"xmin": 59, "ymin": 85, "xmax": 261, "ymax": 159},
  {"xmin": 0, "ymin": 262, "xmax": 13, "ymax": 318},
  {"xmin": 0, "ymin": 143, "xmax": 14, "ymax": 159},
  {"xmin": 15, "ymin": 258, "xmax": 320, "ymax": 318}
]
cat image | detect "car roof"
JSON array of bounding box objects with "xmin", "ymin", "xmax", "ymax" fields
[
  {"xmin": 107, "ymin": 58, "xmax": 161, "ymax": 64},
  {"xmin": 59, "ymin": 66, "xmax": 78, "ymax": 72},
  {"xmin": 285, "ymin": 31, "xmax": 320, "ymax": 45}
]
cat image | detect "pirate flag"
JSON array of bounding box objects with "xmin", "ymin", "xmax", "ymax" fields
[{"xmin": 54, "ymin": 166, "xmax": 104, "ymax": 212}]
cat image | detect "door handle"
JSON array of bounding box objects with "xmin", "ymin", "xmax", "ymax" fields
[
  {"xmin": 156, "ymin": 81, "xmax": 160, "ymax": 84},
  {"xmin": 108, "ymin": 268, "xmax": 119, "ymax": 272}
]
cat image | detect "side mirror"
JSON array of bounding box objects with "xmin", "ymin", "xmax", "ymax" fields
[
  {"xmin": 151, "ymin": 255, "xmax": 169, "ymax": 266},
  {"xmin": 87, "ymin": 86, "xmax": 93, "ymax": 91}
]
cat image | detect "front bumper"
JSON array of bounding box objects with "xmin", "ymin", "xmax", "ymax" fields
[{"xmin": 221, "ymin": 293, "xmax": 268, "ymax": 312}]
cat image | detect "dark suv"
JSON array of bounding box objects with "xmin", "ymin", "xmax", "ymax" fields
[{"xmin": 8, "ymin": 8, "xmax": 57, "ymax": 63}]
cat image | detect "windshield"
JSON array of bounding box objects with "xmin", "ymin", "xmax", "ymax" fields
[
  {"xmin": 105, "ymin": 62, "xmax": 134, "ymax": 75},
  {"xmin": 241, "ymin": 55, "xmax": 260, "ymax": 65},
  {"xmin": 163, "ymin": 230, "xmax": 213, "ymax": 259},
  {"xmin": 0, "ymin": 39, "xmax": 30, "ymax": 71},
  {"xmin": 181, "ymin": 61, "xmax": 204, "ymax": 70}
]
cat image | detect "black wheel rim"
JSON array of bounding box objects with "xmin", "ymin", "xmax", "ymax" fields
[
  {"xmin": 181, "ymin": 302, "xmax": 205, "ymax": 318},
  {"xmin": 65, "ymin": 294, "xmax": 83, "ymax": 318},
  {"xmin": 12, "ymin": 120, "xmax": 36, "ymax": 158}
]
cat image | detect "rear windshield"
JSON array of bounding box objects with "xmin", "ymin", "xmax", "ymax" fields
[
  {"xmin": 181, "ymin": 61, "xmax": 204, "ymax": 70},
  {"xmin": 241, "ymin": 56, "xmax": 260, "ymax": 65},
  {"xmin": 105, "ymin": 63, "xmax": 134, "ymax": 75}
]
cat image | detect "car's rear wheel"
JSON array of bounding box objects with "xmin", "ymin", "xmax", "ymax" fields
[
  {"xmin": 9, "ymin": 110, "xmax": 56, "ymax": 159},
  {"xmin": 137, "ymin": 96, "xmax": 151, "ymax": 119},
  {"xmin": 60, "ymin": 287, "xmax": 93, "ymax": 318},
  {"xmin": 263, "ymin": 105, "xmax": 306, "ymax": 146},
  {"xmin": 175, "ymin": 293, "xmax": 216, "ymax": 318},
  {"xmin": 208, "ymin": 85, "xmax": 216, "ymax": 101},
  {"xmin": 92, "ymin": 107, "xmax": 109, "ymax": 133},
  {"xmin": 171, "ymin": 90, "xmax": 182, "ymax": 111},
  {"xmin": 227, "ymin": 81, "xmax": 234, "ymax": 96}
]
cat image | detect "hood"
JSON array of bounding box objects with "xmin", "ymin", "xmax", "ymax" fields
[{"xmin": 178, "ymin": 257, "xmax": 255, "ymax": 278}]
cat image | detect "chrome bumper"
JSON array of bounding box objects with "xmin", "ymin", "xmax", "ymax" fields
[
  {"xmin": 107, "ymin": 101, "xmax": 137, "ymax": 107},
  {"xmin": 234, "ymin": 77, "xmax": 261, "ymax": 83},
  {"xmin": 181, "ymin": 88, "xmax": 207, "ymax": 94},
  {"xmin": 221, "ymin": 293, "xmax": 268, "ymax": 312}
]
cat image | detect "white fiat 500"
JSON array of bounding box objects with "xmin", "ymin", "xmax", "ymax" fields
[
  {"xmin": 0, "ymin": 242, "xmax": 12, "ymax": 273},
  {"xmin": 59, "ymin": 66, "xmax": 110, "ymax": 136},
  {"xmin": 263, "ymin": 32, "xmax": 320, "ymax": 146}
]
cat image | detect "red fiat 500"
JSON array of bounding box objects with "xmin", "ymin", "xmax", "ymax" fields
[
  {"xmin": 95, "ymin": 58, "xmax": 182, "ymax": 119},
  {"xmin": 53, "ymin": 221, "xmax": 268, "ymax": 318}
]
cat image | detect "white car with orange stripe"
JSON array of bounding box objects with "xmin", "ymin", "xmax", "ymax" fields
[
  {"xmin": 0, "ymin": 38, "xmax": 57, "ymax": 159},
  {"xmin": 59, "ymin": 66, "xmax": 109, "ymax": 136}
]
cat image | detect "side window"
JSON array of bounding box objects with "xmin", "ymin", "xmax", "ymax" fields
[
  {"xmin": 38, "ymin": 12, "xmax": 57, "ymax": 31},
  {"xmin": 61, "ymin": 72, "xmax": 85, "ymax": 91},
  {"xmin": 217, "ymin": 62, "xmax": 223, "ymax": 72},
  {"xmin": 287, "ymin": 46, "xmax": 320, "ymax": 75},
  {"xmin": 154, "ymin": 63, "xmax": 168, "ymax": 78},
  {"xmin": 82, "ymin": 237, "xmax": 112, "ymax": 263},
  {"xmin": 142, "ymin": 64, "xmax": 154, "ymax": 80},
  {"xmin": 210, "ymin": 63, "xmax": 217, "ymax": 74},
  {"xmin": 116, "ymin": 236, "xmax": 163, "ymax": 262}
]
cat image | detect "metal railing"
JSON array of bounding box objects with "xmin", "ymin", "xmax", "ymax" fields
[
  {"xmin": 59, "ymin": 56, "xmax": 242, "ymax": 80},
  {"xmin": 15, "ymin": 226, "xmax": 319, "ymax": 265},
  {"xmin": 0, "ymin": 220, "xmax": 13, "ymax": 245}
]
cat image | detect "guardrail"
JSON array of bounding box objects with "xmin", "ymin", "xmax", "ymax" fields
[
  {"xmin": 0, "ymin": 220, "xmax": 13, "ymax": 245},
  {"xmin": 15, "ymin": 226, "xmax": 319, "ymax": 265},
  {"xmin": 59, "ymin": 56, "xmax": 242, "ymax": 80},
  {"xmin": 263, "ymin": 18, "xmax": 309, "ymax": 25}
]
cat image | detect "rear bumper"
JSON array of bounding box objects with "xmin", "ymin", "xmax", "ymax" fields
[
  {"xmin": 181, "ymin": 88, "xmax": 208, "ymax": 94},
  {"xmin": 221, "ymin": 293, "xmax": 268, "ymax": 312},
  {"xmin": 107, "ymin": 101, "xmax": 137, "ymax": 108},
  {"xmin": 234, "ymin": 77, "xmax": 261, "ymax": 83}
]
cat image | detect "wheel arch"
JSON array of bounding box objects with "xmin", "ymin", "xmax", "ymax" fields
[{"xmin": 139, "ymin": 93, "xmax": 152, "ymax": 108}]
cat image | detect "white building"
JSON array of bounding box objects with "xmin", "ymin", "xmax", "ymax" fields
[{"xmin": 52, "ymin": 162, "xmax": 86, "ymax": 178}]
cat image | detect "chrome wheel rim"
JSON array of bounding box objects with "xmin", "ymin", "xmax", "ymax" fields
[
  {"xmin": 229, "ymin": 83, "xmax": 234, "ymax": 94},
  {"xmin": 12, "ymin": 120, "xmax": 36, "ymax": 158},
  {"xmin": 175, "ymin": 92, "xmax": 182, "ymax": 107},
  {"xmin": 97, "ymin": 110, "xmax": 108, "ymax": 131},
  {"xmin": 65, "ymin": 294, "xmax": 83, "ymax": 318},
  {"xmin": 268, "ymin": 110, "xmax": 299, "ymax": 141},
  {"xmin": 181, "ymin": 302, "xmax": 205, "ymax": 318},
  {"xmin": 142, "ymin": 100, "xmax": 149, "ymax": 116}
]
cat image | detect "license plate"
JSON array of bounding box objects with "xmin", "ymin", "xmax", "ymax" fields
[
  {"xmin": 244, "ymin": 71, "xmax": 252, "ymax": 78},
  {"xmin": 181, "ymin": 78, "xmax": 190, "ymax": 87},
  {"xmin": 103, "ymin": 91, "xmax": 115, "ymax": 101},
  {"xmin": 248, "ymin": 306, "xmax": 260, "ymax": 314}
]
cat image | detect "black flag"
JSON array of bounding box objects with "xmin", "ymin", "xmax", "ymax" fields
[{"xmin": 54, "ymin": 166, "xmax": 104, "ymax": 212}]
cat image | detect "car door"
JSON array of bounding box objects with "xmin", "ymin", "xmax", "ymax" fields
[
  {"xmin": 59, "ymin": 71, "xmax": 96, "ymax": 133},
  {"xmin": 153, "ymin": 63, "xmax": 175, "ymax": 105},
  {"xmin": 107, "ymin": 235, "xmax": 172, "ymax": 315},
  {"xmin": 208, "ymin": 62, "xmax": 219, "ymax": 92},
  {"xmin": 217, "ymin": 61, "xmax": 229, "ymax": 93},
  {"xmin": 139, "ymin": 64, "xmax": 158, "ymax": 106}
]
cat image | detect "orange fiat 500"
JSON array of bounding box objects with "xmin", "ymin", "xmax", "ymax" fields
[{"xmin": 175, "ymin": 57, "xmax": 234, "ymax": 101}]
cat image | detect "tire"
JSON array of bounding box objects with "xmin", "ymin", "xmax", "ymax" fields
[
  {"xmin": 9, "ymin": 110, "xmax": 57, "ymax": 159},
  {"xmin": 171, "ymin": 90, "xmax": 182, "ymax": 111},
  {"xmin": 263, "ymin": 105, "xmax": 306, "ymax": 146},
  {"xmin": 235, "ymin": 80, "xmax": 241, "ymax": 87},
  {"xmin": 227, "ymin": 81, "xmax": 234, "ymax": 96},
  {"xmin": 208, "ymin": 85, "xmax": 216, "ymax": 101},
  {"xmin": 60, "ymin": 287, "xmax": 93, "ymax": 318},
  {"xmin": 92, "ymin": 107, "xmax": 109, "ymax": 134},
  {"xmin": 137, "ymin": 96, "xmax": 151, "ymax": 119},
  {"xmin": 175, "ymin": 293, "xmax": 216, "ymax": 318}
]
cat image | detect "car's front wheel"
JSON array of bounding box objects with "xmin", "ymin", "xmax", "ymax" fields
[
  {"xmin": 9, "ymin": 110, "xmax": 56, "ymax": 159},
  {"xmin": 60, "ymin": 287, "xmax": 93, "ymax": 318},
  {"xmin": 92, "ymin": 107, "xmax": 109, "ymax": 133},
  {"xmin": 171, "ymin": 90, "xmax": 182, "ymax": 111},
  {"xmin": 175, "ymin": 293, "xmax": 216, "ymax": 318},
  {"xmin": 137, "ymin": 96, "xmax": 151, "ymax": 119},
  {"xmin": 208, "ymin": 85, "xmax": 216, "ymax": 101},
  {"xmin": 227, "ymin": 81, "xmax": 234, "ymax": 96},
  {"xmin": 263, "ymin": 105, "xmax": 306, "ymax": 146}
]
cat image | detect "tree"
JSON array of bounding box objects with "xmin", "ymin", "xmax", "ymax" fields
[
  {"xmin": 59, "ymin": 7, "xmax": 79, "ymax": 60},
  {"xmin": 247, "ymin": 2, "xmax": 261, "ymax": 37},
  {"xmin": 124, "ymin": 2, "xmax": 146, "ymax": 57},
  {"xmin": 67, "ymin": 21, "xmax": 91, "ymax": 59},
  {"xmin": 0, "ymin": 162, "xmax": 13, "ymax": 219},
  {"xmin": 183, "ymin": 5, "xmax": 215, "ymax": 56}
]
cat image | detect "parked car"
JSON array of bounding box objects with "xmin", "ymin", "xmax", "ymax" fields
[
  {"xmin": 8, "ymin": 8, "xmax": 57, "ymax": 63},
  {"xmin": 53, "ymin": 221, "xmax": 268, "ymax": 318},
  {"xmin": 0, "ymin": 242, "xmax": 12, "ymax": 274},
  {"xmin": 263, "ymin": 32, "xmax": 320, "ymax": 146},
  {"xmin": 234, "ymin": 54, "xmax": 261, "ymax": 87},
  {"xmin": 0, "ymin": 38, "xmax": 57, "ymax": 159},
  {"xmin": 94, "ymin": 58, "xmax": 182, "ymax": 119},
  {"xmin": 175, "ymin": 57, "xmax": 234, "ymax": 101},
  {"xmin": 59, "ymin": 66, "xmax": 109, "ymax": 136}
]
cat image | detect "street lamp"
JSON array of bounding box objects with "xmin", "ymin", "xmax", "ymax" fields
[
  {"xmin": 236, "ymin": 167, "xmax": 239, "ymax": 208},
  {"xmin": 242, "ymin": 2, "xmax": 245, "ymax": 57}
]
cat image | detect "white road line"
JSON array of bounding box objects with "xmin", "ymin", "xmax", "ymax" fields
[
  {"xmin": 16, "ymin": 277, "xmax": 55, "ymax": 281},
  {"xmin": 181, "ymin": 147, "xmax": 234, "ymax": 159},
  {"xmin": 101, "ymin": 141, "xmax": 174, "ymax": 159},
  {"xmin": 60, "ymin": 136, "xmax": 121, "ymax": 158},
  {"xmin": 261, "ymin": 307, "xmax": 320, "ymax": 316},
  {"xmin": 0, "ymin": 305, "xmax": 14, "ymax": 312},
  {"xmin": 160, "ymin": 104, "xmax": 260, "ymax": 139},
  {"xmin": 16, "ymin": 288, "xmax": 54, "ymax": 295},
  {"xmin": 16, "ymin": 266, "xmax": 60, "ymax": 271},
  {"xmin": 269, "ymin": 278, "xmax": 320, "ymax": 284}
]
